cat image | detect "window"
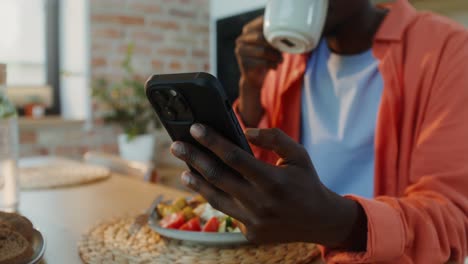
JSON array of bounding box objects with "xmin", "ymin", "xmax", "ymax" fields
[{"xmin": 0, "ymin": 0, "xmax": 60, "ymax": 115}]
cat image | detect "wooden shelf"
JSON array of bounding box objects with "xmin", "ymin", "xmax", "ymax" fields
[{"xmin": 19, "ymin": 116, "xmax": 85, "ymax": 130}]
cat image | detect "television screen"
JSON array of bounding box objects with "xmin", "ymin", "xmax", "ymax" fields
[{"xmin": 216, "ymin": 8, "xmax": 265, "ymax": 103}]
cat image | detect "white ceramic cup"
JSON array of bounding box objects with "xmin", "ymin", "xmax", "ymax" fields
[{"xmin": 264, "ymin": 0, "xmax": 329, "ymax": 54}]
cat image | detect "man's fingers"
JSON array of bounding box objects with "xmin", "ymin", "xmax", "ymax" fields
[
  {"xmin": 237, "ymin": 31, "xmax": 269, "ymax": 45},
  {"xmin": 171, "ymin": 141, "xmax": 254, "ymax": 201},
  {"xmin": 241, "ymin": 57, "xmax": 279, "ymax": 71},
  {"xmin": 236, "ymin": 44, "xmax": 283, "ymax": 64},
  {"xmin": 180, "ymin": 171, "xmax": 251, "ymax": 224},
  {"xmin": 173, "ymin": 143, "xmax": 282, "ymax": 217},
  {"xmin": 188, "ymin": 124, "xmax": 278, "ymax": 186},
  {"xmin": 245, "ymin": 128, "xmax": 311, "ymax": 166},
  {"xmin": 242, "ymin": 16, "xmax": 264, "ymax": 34}
]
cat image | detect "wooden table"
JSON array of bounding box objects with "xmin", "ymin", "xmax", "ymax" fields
[{"xmin": 18, "ymin": 174, "xmax": 190, "ymax": 264}]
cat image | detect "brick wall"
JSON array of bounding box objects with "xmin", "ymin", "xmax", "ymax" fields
[
  {"xmin": 19, "ymin": 123, "xmax": 120, "ymax": 159},
  {"xmin": 19, "ymin": 0, "xmax": 210, "ymax": 160},
  {"xmin": 91, "ymin": 0, "xmax": 210, "ymax": 80}
]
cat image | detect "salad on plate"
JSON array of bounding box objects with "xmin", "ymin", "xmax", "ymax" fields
[{"xmin": 156, "ymin": 195, "xmax": 241, "ymax": 233}]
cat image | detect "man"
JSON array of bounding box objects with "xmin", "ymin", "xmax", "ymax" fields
[{"xmin": 170, "ymin": 0, "xmax": 468, "ymax": 262}]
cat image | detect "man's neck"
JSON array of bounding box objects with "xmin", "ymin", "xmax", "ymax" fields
[{"xmin": 326, "ymin": 6, "xmax": 388, "ymax": 55}]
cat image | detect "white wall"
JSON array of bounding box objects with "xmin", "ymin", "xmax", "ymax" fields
[
  {"xmin": 211, "ymin": 0, "xmax": 267, "ymax": 20},
  {"xmin": 209, "ymin": 0, "xmax": 267, "ymax": 75},
  {"xmin": 60, "ymin": 0, "xmax": 91, "ymax": 123}
]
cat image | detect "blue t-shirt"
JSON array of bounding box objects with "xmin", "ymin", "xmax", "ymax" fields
[{"xmin": 301, "ymin": 40, "xmax": 384, "ymax": 198}]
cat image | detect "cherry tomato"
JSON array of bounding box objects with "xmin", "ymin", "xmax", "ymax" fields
[
  {"xmin": 202, "ymin": 217, "xmax": 220, "ymax": 232},
  {"xmin": 179, "ymin": 217, "xmax": 201, "ymax": 232},
  {"xmin": 160, "ymin": 212, "xmax": 185, "ymax": 229}
]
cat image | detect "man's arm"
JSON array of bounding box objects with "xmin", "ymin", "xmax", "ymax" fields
[
  {"xmin": 324, "ymin": 31, "xmax": 468, "ymax": 263},
  {"xmin": 232, "ymin": 70, "xmax": 275, "ymax": 162},
  {"xmin": 235, "ymin": 16, "xmax": 282, "ymax": 128}
]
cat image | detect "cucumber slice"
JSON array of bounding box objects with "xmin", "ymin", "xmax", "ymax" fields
[
  {"xmin": 226, "ymin": 217, "xmax": 233, "ymax": 228},
  {"xmin": 218, "ymin": 220, "xmax": 227, "ymax": 233}
]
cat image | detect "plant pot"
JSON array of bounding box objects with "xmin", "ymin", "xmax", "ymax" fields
[
  {"xmin": 118, "ymin": 133, "xmax": 156, "ymax": 163},
  {"xmin": 24, "ymin": 103, "xmax": 45, "ymax": 118}
]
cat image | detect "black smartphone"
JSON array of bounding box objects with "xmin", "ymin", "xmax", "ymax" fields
[{"xmin": 145, "ymin": 72, "xmax": 253, "ymax": 167}]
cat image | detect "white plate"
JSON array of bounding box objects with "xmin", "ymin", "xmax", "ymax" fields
[
  {"xmin": 29, "ymin": 228, "xmax": 46, "ymax": 264},
  {"xmin": 148, "ymin": 216, "xmax": 248, "ymax": 247}
]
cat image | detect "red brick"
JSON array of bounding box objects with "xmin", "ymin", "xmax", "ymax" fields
[
  {"xmin": 131, "ymin": 74, "xmax": 148, "ymax": 84},
  {"xmin": 92, "ymin": 42, "xmax": 113, "ymax": 52},
  {"xmin": 169, "ymin": 60, "xmax": 183, "ymax": 71},
  {"xmin": 118, "ymin": 44, "xmax": 151, "ymax": 55},
  {"xmin": 152, "ymin": 60, "xmax": 165, "ymax": 71},
  {"xmin": 39, "ymin": 148, "xmax": 49, "ymax": 156},
  {"xmin": 187, "ymin": 24, "xmax": 209, "ymax": 34},
  {"xmin": 150, "ymin": 20, "xmax": 181, "ymax": 31},
  {"xmin": 92, "ymin": 57, "xmax": 107, "ymax": 67},
  {"xmin": 187, "ymin": 63, "xmax": 200, "ymax": 72},
  {"xmin": 129, "ymin": 3, "xmax": 162, "ymax": 14},
  {"xmin": 109, "ymin": 59, "xmax": 126, "ymax": 69},
  {"xmin": 19, "ymin": 131, "xmax": 37, "ymax": 144},
  {"xmin": 131, "ymin": 31, "xmax": 164, "ymax": 42},
  {"xmin": 92, "ymin": 15, "xmax": 145, "ymax": 26},
  {"xmin": 169, "ymin": 8, "xmax": 196, "ymax": 19},
  {"xmin": 93, "ymin": 118, "xmax": 105, "ymax": 126},
  {"xmin": 191, "ymin": 49, "xmax": 208, "ymax": 58},
  {"xmin": 92, "ymin": 28, "xmax": 122, "ymax": 38},
  {"xmin": 172, "ymin": 36, "xmax": 198, "ymax": 46},
  {"xmin": 157, "ymin": 47, "xmax": 187, "ymax": 57}
]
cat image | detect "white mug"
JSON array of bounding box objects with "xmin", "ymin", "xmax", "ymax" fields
[{"xmin": 264, "ymin": 0, "xmax": 329, "ymax": 54}]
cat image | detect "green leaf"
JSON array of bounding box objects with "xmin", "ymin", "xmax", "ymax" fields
[
  {"xmin": 0, "ymin": 93, "xmax": 17, "ymax": 119},
  {"xmin": 90, "ymin": 42, "xmax": 162, "ymax": 131}
]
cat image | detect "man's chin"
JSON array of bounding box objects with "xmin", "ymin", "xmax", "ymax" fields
[{"xmin": 321, "ymin": 30, "xmax": 336, "ymax": 39}]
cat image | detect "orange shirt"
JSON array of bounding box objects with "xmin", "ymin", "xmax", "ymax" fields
[{"xmin": 234, "ymin": 0, "xmax": 468, "ymax": 262}]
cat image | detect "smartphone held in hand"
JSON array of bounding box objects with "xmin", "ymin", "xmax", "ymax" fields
[{"xmin": 145, "ymin": 72, "xmax": 253, "ymax": 171}]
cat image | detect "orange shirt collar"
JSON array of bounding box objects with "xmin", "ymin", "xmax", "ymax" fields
[
  {"xmin": 374, "ymin": 0, "xmax": 418, "ymax": 42},
  {"xmin": 281, "ymin": 0, "xmax": 418, "ymax": 94}
]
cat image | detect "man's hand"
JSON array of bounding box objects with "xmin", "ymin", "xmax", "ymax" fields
[
  {"xmin": 170, "ymin": 124, "xmax": 367, "ymax": 249},
  {"xmin": 236, "ymin": 16, "xmax": 282, "ymax": 91},
  {"xmin": 235, "ymin": 16, "xmax": 283, "ymax": 127}
]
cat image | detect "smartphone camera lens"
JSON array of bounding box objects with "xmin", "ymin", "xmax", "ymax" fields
[
  {"xmin": 169, "ymin": 89, "xmax": 177, "ymax": 97},
  {"xmin": 164, "ymin": 106, "xmax": 177, "ymax": 121},
  {"xmin": 153, "ymin": 91, "xmax": 167, "ymax": 105},
  {"xmin": 153, "ymin": 88, "xmax": 193, "ymax": 123}
]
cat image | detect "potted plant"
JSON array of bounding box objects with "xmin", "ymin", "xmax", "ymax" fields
[
  {"xmin": 23, "ymin": 96, "xmax": 46, "ymax": 118},
  {"xmin": 92, "ymin": 44, "xmax": 162, "ymax": 162}
]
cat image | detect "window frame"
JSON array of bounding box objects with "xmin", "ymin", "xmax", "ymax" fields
[
  {"xmin": 16, "ymin": 0, "xmax": 61, "ymax": 116},
  {"xmin": 45, "ymin": 0, "xmax": 60, "ymax": 115}
]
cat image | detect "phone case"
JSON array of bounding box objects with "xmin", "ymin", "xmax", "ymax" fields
[{"xmin": 145, "ymin": 72, "xmax": 253, "ymax": 165}]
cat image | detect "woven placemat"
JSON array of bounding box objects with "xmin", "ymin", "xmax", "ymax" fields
[
  {"xmin": 19, "ymin": 157, "xmax": 111, "ymax": 190},
  {"xmin": 79, "ymin": 216, "xmax": 321, "ymax": 264}
]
